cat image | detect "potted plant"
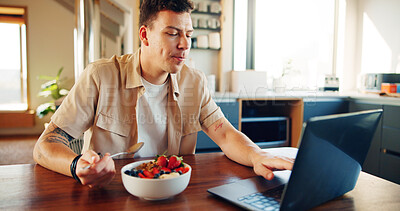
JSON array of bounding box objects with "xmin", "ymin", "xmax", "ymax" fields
[{"xmin": 36, "ymin": 67, "xmax": 69, "ymax": 118}]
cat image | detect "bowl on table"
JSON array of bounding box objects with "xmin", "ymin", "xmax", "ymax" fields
[{"xmin": 121, "ymin": 160, "xmax": 192, "ymax": 200}]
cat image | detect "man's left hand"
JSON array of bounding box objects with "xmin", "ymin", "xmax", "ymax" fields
[{"xmin": 251, "ymin": 152, "xmax": 294, "ymax": 180}]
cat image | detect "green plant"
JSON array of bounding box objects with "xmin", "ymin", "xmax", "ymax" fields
[{"xmin": 36, "ymin": 67, "xmax": 69, "ymax": 118}]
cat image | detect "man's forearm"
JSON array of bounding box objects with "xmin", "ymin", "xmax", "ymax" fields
[
  {"xmin": 221, "ymin": 129, "xmax": 264, "ymax": 167},
  {"xmin": 33, "ymin": 121, "xmax": 78, "ymax": 176},
  {"xmin": 207, "ymin": 118, "xmax": 294, "ymax": 180},
  {"xmin": 205, "ymin": 117, "xmax": 266, "ymax": 167}
]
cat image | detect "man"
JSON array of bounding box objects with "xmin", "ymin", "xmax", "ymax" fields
[{"xmin": 33, "ymin": 0, "xmax": 294, "ymax": 188}]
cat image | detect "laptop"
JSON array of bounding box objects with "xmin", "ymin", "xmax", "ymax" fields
[{"xmin": 208, "ymin": 109, "xmax": 383, "ymax": 211}]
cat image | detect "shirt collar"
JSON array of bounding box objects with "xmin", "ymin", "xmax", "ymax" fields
[
  {"xmin": 169, "ymin": 73, "xmax": 180, "ymax": 99},
  {"xmin": 127, "ymin": 48, "xmax": 181, "ymax": 98},
  {"xmin": 126, "ymin": 49, "xmax": 143, "ymax": 89}
]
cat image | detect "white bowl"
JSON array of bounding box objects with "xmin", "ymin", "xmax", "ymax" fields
[{"xmin": 121, "ymin": 160, "xmax": 192, "ymax": 200}]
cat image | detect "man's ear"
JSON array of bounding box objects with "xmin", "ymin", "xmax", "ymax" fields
[{"xmin": 139, "ymin": 25, "xmax": 149, "ymax": 46}]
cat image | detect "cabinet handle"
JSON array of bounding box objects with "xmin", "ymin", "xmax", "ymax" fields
[{"xmin": 382, "ymin": 148, "xmax": 400, "ymax": 157}]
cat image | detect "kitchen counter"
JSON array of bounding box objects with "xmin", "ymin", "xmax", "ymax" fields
[{"xmin": 212, "ymin": 90, "xmax": 400, "ymax": 106}]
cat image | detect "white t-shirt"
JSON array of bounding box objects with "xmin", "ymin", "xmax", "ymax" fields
[{"xmin": 134, "ymin": 77, "xmax": 169, "ymax": 158}]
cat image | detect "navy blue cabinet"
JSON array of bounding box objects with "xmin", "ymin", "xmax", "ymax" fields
[
  {"xmin": 381, "ymin": 105, "xmax": 400, "ymax": 184},
  {"xmin": 349, "ymin": 101, "xmax": 400, "ymax": 185},
  {"xmin": 196, "ymin": 100, "xmax": 239, "ymax": 153},
  {"xmin": 303, "ymin": 98, "xmax": 349, "ymax": 122}
]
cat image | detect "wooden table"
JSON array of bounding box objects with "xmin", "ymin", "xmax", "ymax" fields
[{"xmin": 1, "ymin": 152, "xmax": 400, "ymax": 210}]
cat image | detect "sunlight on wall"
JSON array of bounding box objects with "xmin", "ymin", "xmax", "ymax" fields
[{"xmin": 361, "ymin": 13, "xmax": 392, "ymax": 73}]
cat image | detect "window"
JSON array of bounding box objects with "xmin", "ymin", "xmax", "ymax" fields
[
  {"xmin": 234, "ymin": 0, "xmax": 338, "ymax": 90},
  {"xmin": 0, "ymin": 6, "xmax": 27, "ymax": 110}
]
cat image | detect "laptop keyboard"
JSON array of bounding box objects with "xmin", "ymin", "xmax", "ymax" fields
[{"xmin": 237, "ymin": 185, "xmax": 284, "ymax": 211}]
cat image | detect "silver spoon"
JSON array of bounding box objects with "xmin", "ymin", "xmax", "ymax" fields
[{"xmin": 81, "ymin": 142, "xmax": 144, "ymax": 170}]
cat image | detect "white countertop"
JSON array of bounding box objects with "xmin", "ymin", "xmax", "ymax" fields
[{"xmin": 212, "ymin": 90, "xmax": 400, "ymax": 106}]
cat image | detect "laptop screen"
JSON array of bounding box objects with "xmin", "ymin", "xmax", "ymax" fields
[
  {"xmin": 280, "ymin": 109, "xmax": 382, "ymax": 210},
  {"xmin": 208, "ymin": 109, "xmax": 382, "ymax": 211}
]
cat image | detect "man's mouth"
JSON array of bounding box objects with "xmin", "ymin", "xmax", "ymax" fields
[{"xmin": 172, "ymin": 56, "xmax": 186, "ymax": 62}]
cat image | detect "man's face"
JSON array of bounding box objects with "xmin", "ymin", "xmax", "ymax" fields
[{"xmin": 145, "ymin": 10, "xmax": 193, "ymax": 74}]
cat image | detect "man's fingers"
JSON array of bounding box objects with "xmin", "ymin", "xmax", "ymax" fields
[
  {"xmin": 254, "ymin": 155, "xmax": 295, "ymax": 180},
  {"xmin": 76, "ymin": 153, "xmax": 115, "ymax": 187},
  {"xmin": 81, "ymin": 150, "xmax": 99, "ymax": 160},
  {"xmin": 273, "ymin": 158, "xmax": 294, "ymax": 170},
  {"xmin": 81, "ymin": 163, "xmax": 116, "ymax": 187},
  {"xmin": 261, "ymin": 156, "xmax": 294, "ymax": 171},
  {"xmin": 254, "ymin": 163, "xmax": 275, "ymax": 180},
  {"xmin": 78, "ymin": 150, "xmax": 101, "ymax": 169}
]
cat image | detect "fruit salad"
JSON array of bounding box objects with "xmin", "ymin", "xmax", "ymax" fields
[{"xmin": 124, "ymin": 155, "xmax": 190, "ymax": 179}]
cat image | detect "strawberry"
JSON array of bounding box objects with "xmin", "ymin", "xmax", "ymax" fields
[
  {"xmin": 174, "ymin": 167, "xmax": 184, "ymax": 174},
  {"xmin": 182, "ymin": 166, "xmax": 190, "ymax": 173},
  {"xmin": 167, "ymin": 155, "xmax": 183, "ymax": 170},
  {"xmin": 143, "ymin": 170, "xmax": 154, "ymax": 178},
  {"xmin": 152, "ymin": 167, "xmax": 160, "ymax": 175},
  {"xmin": 138, "ymin": 173, "xmax": 146, "ymax": 178},
  {"xmin": 155, "ymin": 155, "xmax": 168, "ymax": 167},
  {"xmin": 161, "ymin": 167, "xmax": 171, "ymax": 173}
]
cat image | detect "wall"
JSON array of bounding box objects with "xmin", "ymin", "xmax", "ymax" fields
[
  {"xmin": 0, "ymin": 0, "xmax": 75, "ymax": 135},
  {"xmin": 358, "ymin": 0, "xmax": 400, "ymax": 74},
  {"xmin": 341, "ymin": 0, "xmax": 400, "ymax": 91}
]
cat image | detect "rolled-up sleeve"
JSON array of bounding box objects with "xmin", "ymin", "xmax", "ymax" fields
[
  {"xmin": 51, "ymin": 64, "xmax": 99, "ymax": 138},
  {"xmin": 199, "ymin": 75, "xmax": 224, "ymax": 130}
]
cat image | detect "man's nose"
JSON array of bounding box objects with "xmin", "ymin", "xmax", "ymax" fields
[{"xmin": 178, "ymin": 35, "xmax": 191, "ymax": 50}]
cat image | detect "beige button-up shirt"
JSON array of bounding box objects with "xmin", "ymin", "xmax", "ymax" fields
[{"xmin": 51, "ymin": 49, "xmax": 224, "ymax": 156}]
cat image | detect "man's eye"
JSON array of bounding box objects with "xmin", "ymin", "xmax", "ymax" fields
[
  {"xmin": 168, "ymin": 33, "xmax": 178, "ymax": 36},
  {"xmin": 186, "ymin": 33, "xmax": 193, "ymax": 38}
]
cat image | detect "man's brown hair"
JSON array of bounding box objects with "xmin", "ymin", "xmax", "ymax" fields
[{"xmin": 139, "ymin": 0, "xmax": 194, "ymax": 28}]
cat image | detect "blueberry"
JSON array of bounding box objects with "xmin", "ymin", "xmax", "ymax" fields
[
  {"xmin": 124, "ymin": 170, "xmax": 131, "ymax": 175},
  {"xmin": 130, "ymin": 170, "xmax": 138, "ymax": 177},
  {"xmin": 154, "ymin": 173, "xmax": 160, "ymax": 178}
]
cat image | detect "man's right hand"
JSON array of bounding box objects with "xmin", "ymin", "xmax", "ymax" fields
[{"xmin": 75, "ymin": 150, "xmax": 116, "ymax": 188}]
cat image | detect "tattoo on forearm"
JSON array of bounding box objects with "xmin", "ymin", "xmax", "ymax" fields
[
  {"xmin": 44, "ymin": 123, "xmax": 74, "ymax": 147},
  {"xmin": 214, "ymin": 122, "xmax": 223, "ymax": 132}
]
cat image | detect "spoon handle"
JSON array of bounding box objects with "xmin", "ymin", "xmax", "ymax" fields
[
  {"xmin": 81, "ymin": 164, "xmax": 92, "ymax": 170},
  {"xmin": 81, "ymin": 142, "xmax": 144, "ymax": 170},
  {"xmin": 109, "ymin": 152, "xmax": 128, "ymax": 158}
]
